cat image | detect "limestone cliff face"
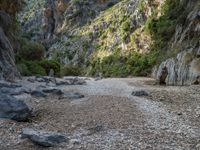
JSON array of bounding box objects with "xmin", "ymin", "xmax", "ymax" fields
[
  {"xmin": 154, "ymin": 1, "xmax": 200, "ymax": 85},
  {"xmin": 0, "ymin": 3, "xmax": 21, "ymax": 81},
  {"xmin": 20, "ymin": 0, "xmax": 120, "ymax": 42},
  {"xmin": 19, "ymin": 0, "xmax": 200, "ymax": 85}
]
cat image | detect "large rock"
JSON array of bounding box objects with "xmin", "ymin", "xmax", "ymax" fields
[
  {"xmin": 155, "ymin": 51, "xmax": 200, "ymax": 85},
  {"xmin": 21, "ymin": 128, "xmax": 67, "ymax": 147},
  {"xmin": 154, "ymin": 3, "xmax": 200, "ymax": 86},
  {"xmin": 0, "ymin": 94, "xmax": 31, "ymax": 121}
]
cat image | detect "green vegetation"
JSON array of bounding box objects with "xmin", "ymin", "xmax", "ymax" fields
[
  {"xmin": 145, "ymin": 0, "xmax": 188, "ymax": 62},
  {"xmin": 18, "ymin": 41, "xmax": 45, "ymax": 61},
  {"xmin": 16, "ymin": 38, "xmax": 61, "ymax": 76},
  {"xmin": 88, "ymin": 50, "xmax": 157, "ymax": 77},
  {"xmin": 16, "ymin": 0, "xmax": 192, "ymax": 78},
  {"xmin": 82, "ymin": 0, "xmax": 190, "ymax": 77},
  {"xmin": 61, "ymin": 65, "xmax": 83, "ymax": 76}
]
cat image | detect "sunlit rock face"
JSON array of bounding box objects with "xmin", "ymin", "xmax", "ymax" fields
[
  {"xmin": 155, "ymin": 1, "xmax": 200, "ymax": 85},
  {"xmin": 19, "ymin": 0, "xmax": 120, "ymax": 42}
]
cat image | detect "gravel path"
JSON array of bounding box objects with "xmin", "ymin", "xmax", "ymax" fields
[{"xmin": 0, "ymin": 77, "xmax": 199, "ymax": 149}]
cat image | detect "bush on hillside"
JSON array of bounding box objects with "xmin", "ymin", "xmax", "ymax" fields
[
  {"xmin": 39, "ymin": 60, "xmax": 61, "ymax": 76},
  {"xmin": 18, "ymin": 42, "xmax": 45, "ymax": 61},
  {"xmin": 61, "ymin": 65, "xmax": 83, "ymax": 76}
]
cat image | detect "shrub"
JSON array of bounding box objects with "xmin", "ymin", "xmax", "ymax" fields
[
  {"xmin": 17, "ymin": 63, "xmax": 30, "ymax": 76},
  {"xmin": 24, "ymin": 61, "xmax": 47, "ymax": 76},
  {"xmin": 60, "ymin": 65, "xmax": 83, "ymax": 76},
  {"xmin": 39, "ymin": 60, "xmax": 61, "ymax": 76},
  {"xmin": 19, "ymin": 42, "xmax": 45, "ymax": 61}
]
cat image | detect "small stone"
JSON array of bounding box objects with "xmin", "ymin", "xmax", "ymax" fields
[
  {"xmin": 177, "ymin": 112, "xmax": 183, "ymax": 116},
  {"xmin": 70, "ymin": 139, "xmax": 81, "ymax": 145},
  {"xmin": 94, "ymin": 77, "xmax": 102, "ymax": 81},
  {"xmin": 88, "ymin": 124, "xmax": 104, "ymax": 135},
  {"xmin": 70, "ymin": 77, "xmax": 86, "ymax": 85},
  {"xmin": 27, "ymin": 78, "xmax": 35, "ymax": 83}
]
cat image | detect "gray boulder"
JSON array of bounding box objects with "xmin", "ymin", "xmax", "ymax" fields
[
  {"xmin": 132, "ymin": 90, "xmax": 149, "ymax": 97},
  {"xmin": 42, "ymin": 88, "xmax": 63, "ymax": 96},
  {"xmin": 0, "ymin": 94, "xmax": 31, "ymax": 121},
  {"xmin": 31, "ymin": 90, "xmax": 47, "ymax": 97},
  {"xmin": 21, "ymin": 128, "xmax": 67, "ymax": 147}
]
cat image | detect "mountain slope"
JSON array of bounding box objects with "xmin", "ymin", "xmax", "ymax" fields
[{"xmin": 19, "ymin": 0, "xmax": 200, "ymax": 85}]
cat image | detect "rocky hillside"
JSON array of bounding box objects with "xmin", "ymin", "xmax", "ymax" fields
[
  {"xmin": 0, "ymin": 0, "xmax": 22, "ymax": 81},
  {"xmin": 154, "ymin": 0, "xmax": 200, "ymax": 85},
  {"xmin": 18, "ymin": 0, "xmax": 200, "ymax": 85}
]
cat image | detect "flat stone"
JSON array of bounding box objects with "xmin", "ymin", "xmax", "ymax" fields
[
  {"xmin": 35, "ymin": 77, "xmax": 46, "ymax": 83},
  {"xmin": 0, "ymin": 81, "xmax": 22, "ymax": 88},
  {"xmin": 94, "ymin": 77, "xmax": 102, "ymax": 81},
  {"xmin": 132, "ymin": 90, "xmax": 149, "ymax": 97},
  {"xmin": 60, "ymin": 92, "xmax": 84, "ymax": 99},
  {"xmin": 21, "ymin": 128, "xmax": 67, "ymax": 147},
  {"xmin": 35, "ymin": 76, "xmax": 56, "ymax": 84},
  {"xmin": 69, "ymin": 77, "xmax": 87, "ymax": 85},
  {"xmin": 27, "ymin": 78, "xmax": 35, "ymax": 83},
  {"xmin": 0, "ymin": 87, "xmax": 31, "ymax": 95},
  {"xmin": 31, "ymin": 90, "xmax": 47, "ymax": 97},
  {"xmin": 0, "ymin": 94, "xmax": 31, "ymax": 121},
  {"xmin": 56, "ymin": 80, "xmax": 70, "ymax": 86},
  {"xmin": 42, "ymin": 88, "xmax": 64, "ymax": 95}
]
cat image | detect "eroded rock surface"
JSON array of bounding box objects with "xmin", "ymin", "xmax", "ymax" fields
[
  {"xmin": 155, "ymin": 2, "xmax": 200, "ymax": 85},
  {"xmin": 0, "ymin": 11, "xmax": 20, "ymax": 81},
  {"xmin": 21, "ymin": 128, "xmax": 67, "ymax": 147},
  {"xmin": 0, "ymin": 94, "xmax": 31, "ymax": 121}
]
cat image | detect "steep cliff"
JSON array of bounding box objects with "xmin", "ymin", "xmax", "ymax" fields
[
  {"xmin": 154, "ymin": 0, "xmax": 200, "ymax": 85},
  {"xmin": 19, "ymin": 0, "xmax": 120, "ymax": 42},
  {"xmin": 19, "ymin": 0, "xmax": 200, "ymax": 85},
  {"xmin": 0, "ymin": 1, "xmax": 21, "ymax": 81}
]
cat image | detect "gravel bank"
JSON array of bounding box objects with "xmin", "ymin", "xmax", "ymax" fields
[{"xmin": 0, "ymin": 77, "xmax": 199, "ymax": 149}]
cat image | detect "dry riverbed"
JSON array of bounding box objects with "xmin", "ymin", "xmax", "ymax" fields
[{"xmin": 0, "ymin": 77, "xmax": 200, "ymax": 150}]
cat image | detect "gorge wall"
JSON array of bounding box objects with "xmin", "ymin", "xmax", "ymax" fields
[
  {"xmin": 154, "ymin": 0, "xmax": 200, "ymax": 85},
  {"xmin": 0, "ymin": 1, "xmax": 21, "ymax": 81},
  {"xmin": 18, "ymin": 0, "xmax": 200, "ymax": 85}
]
